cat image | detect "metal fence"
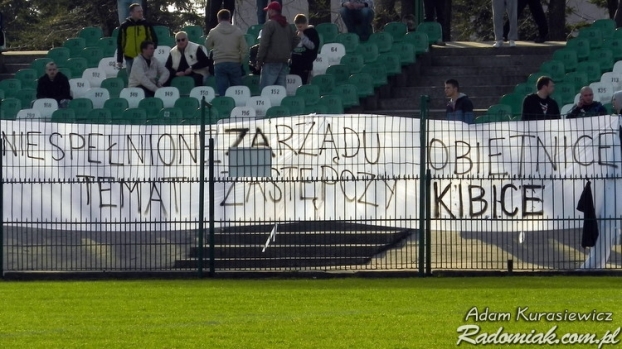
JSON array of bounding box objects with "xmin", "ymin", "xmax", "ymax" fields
[{"xmin": 1, "ymin": 100, "xmax": 621, "ymax": 276}]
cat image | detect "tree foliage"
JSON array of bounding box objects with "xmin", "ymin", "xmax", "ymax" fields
[{"xmin": 0, "ymin": 0, "xmax": 204, "ymax": 50}]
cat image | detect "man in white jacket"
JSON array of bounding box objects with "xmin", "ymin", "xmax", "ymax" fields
[
  {"xmin": 205, "ymin": 9, "xmax": 248, "ymax": 97},
  {"xmin": 129, "ymin": 40, "xmax": 170, "ymax": 97},
  {"xmin": 165, "ymin": 31, "xmax": 212, "ymax": 87}
]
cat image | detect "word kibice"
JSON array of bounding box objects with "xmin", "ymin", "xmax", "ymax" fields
[{"xmin": 457, "ymin": 307, "xmax": 620, "ymax": 347}]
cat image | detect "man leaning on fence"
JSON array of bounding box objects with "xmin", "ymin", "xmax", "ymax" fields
[
  {"xmin": 444, "ymin": 79, "xmax": 474, "ymax": 124},
  {"xmin": 522, "ymin": 76, "xmax": 560, "ymax": 121},
  {"xmin": 566, "ymin": 86, "xmax": 607, "ymax": 118}
]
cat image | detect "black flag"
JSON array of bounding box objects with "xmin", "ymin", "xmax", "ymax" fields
[{"xmin": 577, "ymin": 180, "xmax": 598, "ymax": 248}]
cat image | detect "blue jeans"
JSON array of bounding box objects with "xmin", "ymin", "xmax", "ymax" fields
[
  {"xmin": 339, "ymin": 7, "xmax": 375, "ymax": 41},
  {"xmin": 214, "ymin": 62, "xmax": 243, "ymax": 97},
  {"xmin": 125, "ymin": 57, "xmax": 134, "ymax": 75},
  {"xmin": 118, "ymin": 0, "xmax": 143, "ymax": 25},
  {"xmin": 259, "ymin": 63, "xmax": 288, "ymax": 90}
]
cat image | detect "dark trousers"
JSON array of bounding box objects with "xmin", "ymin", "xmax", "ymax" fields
[
  {"xmin": 423, "ymin": 0, "xmax": 448, "ymax": 41},
  {"xmin": 503, "ymin": 0, "xmax": 548, "ymax": 39},
  {"xmin": 289, "ymin": 66, "xmax": 311, "ymax": 85},
  {"xmin": 615, "ymin": 0, "xmax": 622, "ymax": 28},
  {"xmin": 206, "ymin": 0, "xmax": 235, "ymax": 32}
]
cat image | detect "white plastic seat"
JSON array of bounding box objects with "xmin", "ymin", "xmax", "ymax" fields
[
  {"xmin": 189, "ymin": 86, "xmax": 216, "ymax": 103},
  {"xmin": 613, "ymin": 60, "xmax": 622, "ymax": 74},
  {"xmin": 560, "ymin": 103, "xmax": 574, "ymax": 119},
  {"xmin": 154, "ymin": 86, "xmax": 180, "ymax": 108},
  {"xmin": 154, "ymin": 45, "xmax": 171, "ymax": 65},
  {"xmin": 245, "ymin": 96, "xmax": 272, "ymax": 118},
  {"xmin": 69, "ymin": 78, "xmax": 91, "ymax": 98},
  {"xmin": 119, "ymin": 87, "xmax": 145, "ymax": 108},
  {"xmin": 82, "ymin": 68, "xmax": 107, "ymax": 88},
  {"xmin": 84, "ymin": 87, "xmax": 111, "ymax": 109},
  {"xmin": 312, "ymin": 53, "xmax": 330, "ymax": 77},
  {"xmin": 600, "ymin": 72, "xmax": 622, "ymax": 91},
  {"xmin": 225, "ymin": 85, "xmax": 251, "ymax": 107},
  {"xmin": 16, "ymin": 108, "xmax": 42, "ymax": 120},
  {"xmin": 260, "ymin": 85, "xmax": 286, "ymax": 107},
  {"xmin": 285, "ymin": 74, "xmax": 302, "ymax": 96},
  {"xmin": 589, "ymin": 82, "xmax": 614, "ymax": 103},
  {"xmin": 320, "ymin": 43, "xmax": 346, "ymax": 65},
  {"xmin": 230, "ymin": 106, "xmax": 257, "ymax": 119},
  {"xmin": 32, "ymin": 98, "xmax": 59, "ymax": 120},
  {"xmin": 98, "ymin": 57, "xmax": 119, "ymax": 78}
]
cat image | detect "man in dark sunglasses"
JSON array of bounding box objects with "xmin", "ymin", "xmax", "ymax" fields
[{"xmin": 164, "ymin": 31, "xmax": 212, "ymax": 87}]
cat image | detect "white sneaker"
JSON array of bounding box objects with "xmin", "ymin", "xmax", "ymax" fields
[
  {"xmin": 509, "ymin": 40, "xmax": 516, "ymax": 47},
  {"xmin": 493, "ymin": 41, "xmax": 503, "ymax": 48}
]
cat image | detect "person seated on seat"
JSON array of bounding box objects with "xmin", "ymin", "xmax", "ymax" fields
[
  {"xmin": 165, "ymin": 31, "xmax": 212, "ymax": 87},
  {"xmin": 567, "ymin": 86, "xmax": 607, "ymax": 118},
  {"xmin": 339, "ymin": 0, "xmax": 375, "ymax": 41},
  {"xmin": 128, "ymin": 40, "xmax": 170, "ymax": 97},
  {"xmin": 36, "ymin": 62, "xmax": 72, "ymax": 108}
]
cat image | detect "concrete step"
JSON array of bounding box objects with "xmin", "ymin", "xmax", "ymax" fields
[
  {"xmin": 428, "ymin": 43, "xmax": 562, "ymax": 57},
  {"xmin": 413, "ymin": 74, "xmax": 529, "ymax": 87},
  {"xmin": 419, "ymin": 65, "xmax": 540, "ymax": 77},
  {"xmin": 187, "ymin": 244, "xmax": 386, "ymax": 259},
  {"xmin": 394, "ymin": 85, "xmax": 516, "ymax": 99},
  {"xmin": 430, "ymin": 54, "xmax": 555, "ymax": 67}
]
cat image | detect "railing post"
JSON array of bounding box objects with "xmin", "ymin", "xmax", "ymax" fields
[
  {"xmin": 418, "ymin": 95, "xmax": 429, "ymax": 276},
  {"xmin": 425, "ymin": 169, "xmax": 432, "ymax": 276},
  {"xmin": 198, "ymin": 97, "xmax": 206, "ymax": 277},
  {"xmin": 0, "ymin": 116, "xmax": 3, "ymax": 277},
  {"xmin": 208, "ymin": 117, "xmax": 215, "ymax": 277}
]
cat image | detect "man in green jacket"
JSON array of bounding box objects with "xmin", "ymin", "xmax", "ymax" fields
[{"xmin": 117, "ymin": 3, "xmax": 157, "ymax": 74}]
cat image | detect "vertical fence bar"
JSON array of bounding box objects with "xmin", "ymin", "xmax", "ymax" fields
[
  {"xmin": 425, "ymin": 169, "xmax": 432, "ymax": 275},
  {"xmin": 418, "ymin": 95, "xmax": 429, "ymax": 275},
  {"xmin": 198, "ymin": 98, "xmax": 207, "ymax": 277},
  {"xmin": 208, "ymin": 136, "xmax": 215, "ymax": 276},
  {"xmin": 0, "ymin": 121, "xmax": 3, "ymax": 276}
]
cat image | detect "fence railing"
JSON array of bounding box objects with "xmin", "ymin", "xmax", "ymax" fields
[{"xmin": 1, "ymin": 100, "xmax": 621, "ymax": 276}]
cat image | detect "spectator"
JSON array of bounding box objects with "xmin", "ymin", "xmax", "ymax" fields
[
  {"xmin": 165, "ymin": 31, "xmax": 212, "ymax": 87},
  {"xmin": 257, "ymin": 0, "xmax": 282, "ymax": 25},
  {"xmin": 522, "ymin": 76, "xmax": 560, "ymax": 120},
  {"xmin": 423, "ymin": 0, "xmax": 446, "ymax": 45},
  {"xmin": 504, "ymin": 0, "xmax": 549, "ymax": 43},
  {"xmin": 205, "ymin": 9, "xmax": 248, "ymax": 97},
  {"xmin": 256, "ymin": 2, "xmax": 299, "ymax": 89},
  {"xmin": 612, "ymin": 90, "xmax": 622, "ymax": 113},
  {"xmin": 205, "ymin": 0, "xmax": 235, "ymax": 32},
  {"xmin": 117, "ymin": 3, "xmax": 157, "ymax": 74},
  {"xmin": 339, "ymin": 0, "xmax": 375, "ymax": 42},
  {"xmin": 444, "ymin": 79, "xmax": 474, "ymax": 124},
  {"xmin": 492, "ymin": 0, "xmax": 517, "ymax": 48},
  {"xmin": 567, "ymin": 86, "xmax": 608, "ymax": 118},
  {"xmin": 36, "ymin": 62, "xmax": 72, "ymax": 108},
  {"xmin": 128, "ymin": 41, "xmax": 169, "ymax": 97},
  {"xmin": 289, "ymin": 14, "xmax": 320, "ymax": 85},
  {"xmin": 118, "ymin": 0, "xmax": 143, "ymax": 26}
]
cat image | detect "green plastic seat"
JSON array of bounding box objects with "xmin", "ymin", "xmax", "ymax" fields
[
  {"xmin": 315, "ymin": 23, "xmax": 339, "ymax": 44},
  {"xmin": 68, "ymin": 98, "xmax": 94, "ymax": 119},
  {"xmin": 362, "ymin": 63, "xmax": 388, "ymax": 88},
  {"xmin": 588, "ymin": 48, "xmax": 613, "ymax": 73},
  {"xmin": 527, "ymin": 71, "xmax": 550, "ymax": 86},
  {"xmin": 368, "ymin": 32, "xmax": 393, "ymax": 53},
  {"xmin": 247, "ymin": 24, "xmax": 263, "ymax": 39},
  {"xmin": 325, "ymin": 64, "xmax": 351, "ymax": 86},
  {"xmin": 578, "ymin": 27, "xmax": 603, "ymax": 49},
  {"xmin": 310, "ymin": 74, "xmax": 335, "ymax": 95},
  {"xmin": 47, "ymin": 47, "xmax": 71, "ymax": 68},
  {"xmin": 603, "ymin": 37, "xmax": 622, "ymax": 60},
  {"xmin": 484, "ymin": 104, "xmax": 513, "ymax": 122},
  {"xmin": 97, "ymin": 37, "xmax": 117, "ymax": 57},
  {"xmin": 63, "ymin": 37, "xmax": 87, "ymax": 57},
  {"xmin": 564, "ymin": 71, "xmax": 589, "ymax": 90},
  {"xmin": 66, "ymin": 57, "xmax": 88, "ymax": 78},
  {"xmin": 552, "ymin": 82, "xmax": 576, "ymax": 105},
  {"xmin": 348, "ymin": 73, "xmax": 375, "ymax": 98},
  {"xmin": 392, "ymin": 42, "xmax": 416, "ymax": 66},
  {"xmin": 499, "ymin": 93, "xmax": 524, "ymax": 118},
  {"xmin": 242, "ymin": 74, "xmax": 261, "ymax": 96},
  {"xmin": 514, "ymin": 82, "xmax": 535, "ymax": 96},
  {"xmin": 378, "ymin": 53, "xmax": 402, "ymax": 76},
  {"xmin": 101, "ymin": 77, "xmax": 124, "ymax": 98},
  {"xmin": 80, "ymin": 47, "xmax": 104, "ymax": 68},
  {"xmin": 295, "ymin": 84, "xmax": 321, "ymax": 106},
  {"xmin": 86, "ymin": 108, "xmax": 112, "ymax": 124},
  {"xmin": 103, "ymin": 97, "xmax": 129, "ymax": 119},
  {"xmin": 58, "ymin": 67, "xmax": 72, "ymax": 79},
  {"xmin": 183, "ymin": 25, "xmax": 204, "ymax": 44},
  {"xmin": 14, "ymin": 69, "xmax": 38, "ymax": 89},
  {"xmin": 576, "ymin": 61, "xmax": 601, "ymax": 83},
  {"xmin": 0, "ymin": 97, "xmax": 22, "ymax": 120},
  {"xmin": 304, "ymin": 103, "xmax": 327, "ymax": 114},
  {"xmin": 334, "ymin": 33, "xmax": 359, "ymax": 53},
  {"xmin": 416, "ymin": 21, "xmax": 442, "ymax": 44},
  {"xmin": 540, "ymin": 60, "xmax": 565, "ymax": 82},
  {"xmin": 566, "ymin": 38, "xmax": 590, "ymax": 61},
  {"xmin": 384, "ymin": 22, "xmax": 408, "ymax": 43},
  {"xmin": 244, "ymin": 34, "xmax": 256, "ymax": 48},
  {"xmin": 403, "ymin": 31, "xmax": 429, "ymax": 55},
  {"xmin": 170, "ymin": 76, "xmax": 195, "ymax": 96},
  {"xmin": 211, "ymin": 96, "xmax": 236, "ymax": 119},
  {"xmin": 15, "ymin": 88, "xmax": 36, "ymax": 109},
  {"xmin": 117, "ymin": 68, "xmax": 129, "ymax": 87},
  {"xmin": 319, "ymin": 95, "xmax": 344, "ymax": 114},
  {"xmin": 0, "ymin": 79, "xmax": 22, "ymax": 98},
  {"xmin": 355, "ymin": 42, "xmax": 379, "ymax": 63},
  {"xmin": 122, "ymin": 107, "xmax": 148, "ymax": 124},
  {"xmin": 592, "ymin": 19, "xmax": 616, "ymax": 40},
  {"xmin": 153, "ymin": 25, "xmax": 172, "ymax": 41},
  {"xmin": 280, "ymin": 96, "xmax": 306, "ymax": 115},
  {"xmin": 552, "ymin": 48, "xmax": 578, "ymax": 72},
  {"xmin": 152, "ymin": 107, "xmax": 184, "ymax": 124},
  {"xmin": 174, "ymin": 97, "xmax": 200, "ymax": 118},
  {"xmin": 79, "ymin": 27, "xmax": 103, "ymax": 47},
  {"xmin": 265, "ymin": 105, "xmax": 291, "ymax": 118},
  {"xmin": 339, "ymin": 53, "xmax": 365, "ymax": 74},
  {"xmin": 138, "ymin": 97, "xmax": 164, "ymax": 118},
  {"xmin": 51, "ymin": 108, "xmax": 76, "ymax": 123},
  {"xmin": 332, "ymin": 84, "xmax": 359, "ymax": 109}
]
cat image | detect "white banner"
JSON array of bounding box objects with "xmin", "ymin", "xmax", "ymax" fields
[{"xmin": 1, "ymin": 115, "xmax": 621, "ymax": 232}]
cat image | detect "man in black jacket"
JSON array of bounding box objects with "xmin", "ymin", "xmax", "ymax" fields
[
  {"xmin": 522, "ymin": 76, "xmax": 560, "ymax": 121},
  {"xmin": 36, "ymin": 62, "xmax": 72, "ymax": 108},
  {"xmin": 289, "ymin": 14, "xmax": 320, "ymax": 85}
]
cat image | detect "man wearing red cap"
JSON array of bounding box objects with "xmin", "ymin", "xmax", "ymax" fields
[{"xmin": 256, "ymin": 1, "xmax": 300, "ymax": 89}]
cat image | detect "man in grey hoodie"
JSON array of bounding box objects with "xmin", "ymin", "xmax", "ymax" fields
[
  {"xmin": 205, "ymin": 9, "xmax": 248, "ymax": 97},
  {"xmin": 445, "ymin": 79, "xmax": 475, "ymax": 124}
]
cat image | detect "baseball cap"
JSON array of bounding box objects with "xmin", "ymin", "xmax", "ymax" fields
[{"xmin": 264, "ymin": 1, "xmax": 281, "ymax": 11}]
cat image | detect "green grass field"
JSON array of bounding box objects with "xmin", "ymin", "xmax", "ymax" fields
[{"xmin": 0, "ymin": 276, "xmax": 621, "ymax": 348}]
